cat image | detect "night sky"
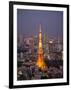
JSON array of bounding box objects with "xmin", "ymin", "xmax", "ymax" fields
[{"xmin": 17, "ymin": 9, "xmax": 63, "ymax": 39}]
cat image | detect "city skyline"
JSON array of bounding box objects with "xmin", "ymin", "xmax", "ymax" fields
[
  {"xmin": 17, "ymin": 9, "xmax": 63, "ymax": 40},
  {"xmin": 17, "ymin": 9, "xmax": 63, "ymax": 80}
]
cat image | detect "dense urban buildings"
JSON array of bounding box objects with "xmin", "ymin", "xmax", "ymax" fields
[{"xmin": 17, "ymin": 25, "xmax": 63, "ymax": 80}]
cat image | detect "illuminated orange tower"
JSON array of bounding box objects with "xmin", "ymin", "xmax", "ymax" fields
[{"xmin": 36, "ymin": 25, "xmax": 46, "ymax": 71}]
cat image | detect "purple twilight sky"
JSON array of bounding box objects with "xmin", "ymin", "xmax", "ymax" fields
[{"xmin": 17, "ymin": 9, "xmax": 63, "ymax": 39}]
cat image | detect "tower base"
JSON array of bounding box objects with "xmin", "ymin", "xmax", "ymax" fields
[{"xmin": 36, "ymin": 55, "xmax": 46, "ymax": 71}]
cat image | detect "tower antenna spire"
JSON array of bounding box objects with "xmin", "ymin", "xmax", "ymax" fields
[{"xmin": 39, "ymin": 24, "xmax": 42, "ymax": 32}]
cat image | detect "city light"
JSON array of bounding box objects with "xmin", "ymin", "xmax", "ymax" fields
[
  {"xmin": 17, "ymin": 25, "xmax": 63, "ymax": 80},
  {"xmin": 49, "ymin": 40, "xmax": 53, "ymax": 44}
]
